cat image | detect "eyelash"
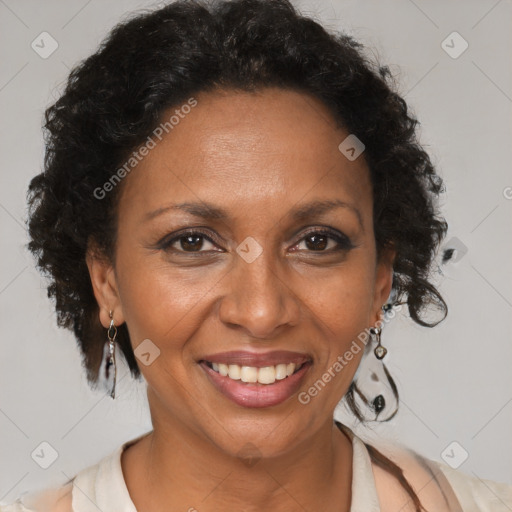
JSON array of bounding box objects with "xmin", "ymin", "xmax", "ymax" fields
[{"xmin": 158, "ymin": 227, "xmax": 354, "ymax": 255}]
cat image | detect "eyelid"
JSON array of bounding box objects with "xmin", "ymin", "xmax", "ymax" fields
[
  {"xmin": 157, "ymin": 225, "xmax": 354, "ymax": 253},
  {"xmin": 157, "ymin": 227, "xmax": 224, "ymax": 251},
  {"xmin": 290, "ymin": 226, "xmax": 354, "ymax": 250}
]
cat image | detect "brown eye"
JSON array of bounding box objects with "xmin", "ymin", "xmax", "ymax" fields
[
  {"xmin": 304, "ymin": 233, "xmax": 330, "ymax": 251},
  {"xmin": 179, "ymin": 234, "xmax": 206, "ymax": 252},
  {"xmin": 293, "ymin": 229, "xmax": 354, "ymax": 253},
  {"xmin": 159, "ymin": 230, "xmax": 221, "ymax": 253}
]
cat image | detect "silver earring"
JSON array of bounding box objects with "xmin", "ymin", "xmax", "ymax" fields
[
  {"xmin": 368, "ymin": 306, "xmax": 387, "ymax": 411},
  {"xmin": 370, "ymin": 325, "xmax": 387, "ymax": 360},
  {"xmin": 370, "ymin": 303, "xmax": 390, "ymax": 360},
  {"xmin": 105, "ymin": 311, "xmax": 117, "ymax": 399},
  {"xmin": 345, "ymin": 304, "xmax": 399, "ymax": 421}
]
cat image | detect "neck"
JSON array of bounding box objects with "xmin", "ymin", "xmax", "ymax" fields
[{"xmin": 122, "ymin": 412, "xmax": 352, "ymax": 512}]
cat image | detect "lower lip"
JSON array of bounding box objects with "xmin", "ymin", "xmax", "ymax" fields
[{"xmin": 199, "ymin": 361, "xmax": 311, "ymax": 408}]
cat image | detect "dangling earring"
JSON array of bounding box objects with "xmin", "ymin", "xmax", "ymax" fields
[
  {"xmin": 372, "ymin": 393, "xmax": 386, "ymax": 414},
  {"xmin": 345, "ymin": 304, "xmax": 399, "ymax": 421},
  {"xmin": 370, "ymin": 325, "xmax": 387, "ymax": 360},
  {"xmin": 105, "ymin": 310, "xmax": 117, "ymax": 399},
  {"xmin": 369, "ymin": 308, "xmax": 387, "ymax": 413}
]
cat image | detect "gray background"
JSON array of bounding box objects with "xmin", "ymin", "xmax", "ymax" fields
[{"xmin": 1, "ymin": 0, "xmax": 511, "ymax": 503}]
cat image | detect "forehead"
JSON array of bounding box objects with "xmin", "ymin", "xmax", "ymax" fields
[{"xmin": 118, "ymin": 87, "xmax": 373, "ymax": 223}]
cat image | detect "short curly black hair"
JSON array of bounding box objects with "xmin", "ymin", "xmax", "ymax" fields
[{"xmin": 28, "ymin": 0, "xmax": 447, "ymax": 401}]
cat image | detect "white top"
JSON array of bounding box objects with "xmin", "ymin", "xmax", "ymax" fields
[{"xmin": 2, "ymin": 422, "xmax": 511, "ymax": 511}]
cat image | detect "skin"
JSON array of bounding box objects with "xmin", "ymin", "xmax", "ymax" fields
[{"xmin": 87, "ymin": 87, "xmax": 396, "ymax": 512}]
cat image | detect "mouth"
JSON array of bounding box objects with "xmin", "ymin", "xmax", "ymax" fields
[
  {"xmin": 198, "ymin": 351, "xmax": 312, "ymax": 408},
  {"xmin": 201, "ymin": 360, "xmax": 307, "ymax": 384}
]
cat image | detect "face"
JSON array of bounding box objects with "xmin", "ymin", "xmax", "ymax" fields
[{"xmin": 88, "ymin": 87, "xmax": 394, "ymax": 457}]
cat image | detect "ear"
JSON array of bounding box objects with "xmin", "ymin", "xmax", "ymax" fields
[
  {"xmin": 372, "ymin": 243, "xmax": 396, "ymax": 325},
  {"xmin": 85, "ymin": 241, "xmax": 125, "ymax": 328}
]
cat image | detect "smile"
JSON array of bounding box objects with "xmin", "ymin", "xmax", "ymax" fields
[
  {"xmin": 198, "ymin": 350, "xmax": 313, "ymax": 408},
  {"xmin": 204, "ymin": 361, "xmax": 304, "ymax": 384}
]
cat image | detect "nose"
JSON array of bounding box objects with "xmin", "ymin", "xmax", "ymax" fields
[{"xmin": 218, "ymin": 249, "xmax": 301, "ymax": 339}]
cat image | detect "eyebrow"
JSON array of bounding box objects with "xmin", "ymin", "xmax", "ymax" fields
[
  {"xmin": 144, "ymin": 198, "xmax": 363, "ymax": 230},
  {"xmin": 291, "ymin": 199, "xmax": 363, "ymax": 229}
]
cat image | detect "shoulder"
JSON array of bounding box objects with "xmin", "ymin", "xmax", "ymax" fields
[
  {"xmin": 369, "ymin": 441, "xmax": 512, "ymax": 512},
  {"xmin": 0, "ymin": 481, "xmax": 73, "ymax": 512},
  {"xmin": 370, "ymin": 442, "xmax": 454, "ymax": 512},
  {"xmin": 432, "ymin": 458, "xmax": 512, "ymax": 511},
  {"xmin": 0, "ymin": 436, "xmax": 142, "ymax": 512}
]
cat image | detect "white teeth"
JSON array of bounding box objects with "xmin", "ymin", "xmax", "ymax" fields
[
  {"xmin": 208, "ymin": 362, "xmax": 302, "ymax": 384},
  {"xmin": 240, "ymin": 366, "xmax": 258, "ymax": 383},
  {"xmin": 228, "ymin": 364, "xmax": 241, "ymax": 380},
  {"xmin": 258, "ymin": 366, "xmax": 276, "ymax": 384},
  {"xmin": 275, "ymin": 364, "xmax": 288, "ymax": 380}
]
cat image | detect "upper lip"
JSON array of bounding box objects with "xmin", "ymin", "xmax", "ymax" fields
[{"xmin": 199, "ymin": 350, "xmax": 312, "ymax": 367}]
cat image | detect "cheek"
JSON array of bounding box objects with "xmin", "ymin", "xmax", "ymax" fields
[
  {"xmin": 308, "ymin": 260, "xmax": 375, "ymax": 387},
  {"xmin": 114, "ymin": 249, "xmax": 226, "ymax": 353},
  {"xmin": 313, "ymin": 260, "xmax": 375, "ymax": 335}
]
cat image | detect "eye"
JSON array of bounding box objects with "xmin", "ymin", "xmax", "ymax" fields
[
  {"xmin": 291, "ymin": 228, "xmax": 354, "ymax": 253},
  {"xmin": 157, "ymin": 227, "xmax": 354, "ymax": 255},
  {"xmin": 159, "ymin": 230, "xmax": 222, "ymax": 253}
]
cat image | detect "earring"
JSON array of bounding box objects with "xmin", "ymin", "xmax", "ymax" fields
[
  {"xmin": 372, "ymin": 393, "xmax": 386, "ymax": 414},
  {"xmin": 345, "ymin": 304, "xmax": 399, "ymax": 421},
  {"xmin": 370, "ymin": 326, "xmax": 387, "ymax": 360},
  {"xmin": 370, "ymin": 305, "xmax": 388, "ymax": 408},
  {"xmin": 105, "ymin": 310, "xmax": 117, "ymax": 399}
]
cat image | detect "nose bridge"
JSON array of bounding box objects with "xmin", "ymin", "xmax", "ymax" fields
[{"xmin": 219, "ymin": 243, "xmax": 299, "ymax": 338}]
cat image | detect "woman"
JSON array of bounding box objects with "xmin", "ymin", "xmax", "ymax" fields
[{"xmin": 2, "ymin": 0, "xmax": 511, "ymax": 510}]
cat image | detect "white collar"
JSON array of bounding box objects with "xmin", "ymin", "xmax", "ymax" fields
[{"xmin": 72, "ymin": 422, "xmax": 380, "ymax": 512}]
